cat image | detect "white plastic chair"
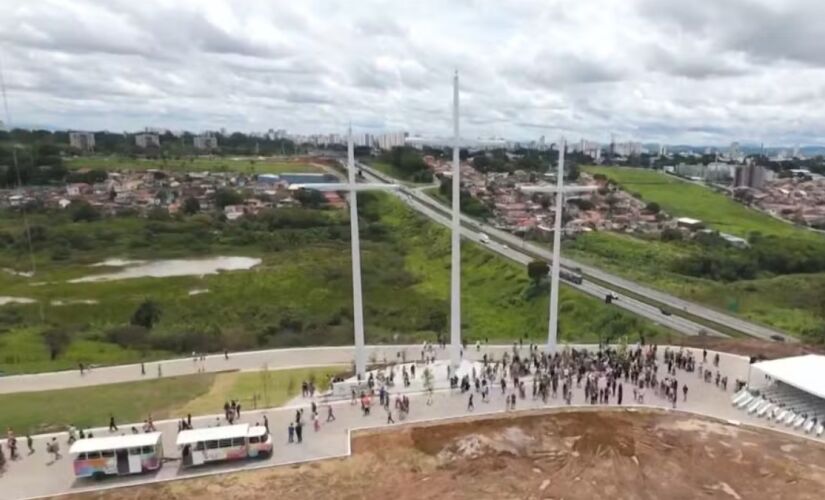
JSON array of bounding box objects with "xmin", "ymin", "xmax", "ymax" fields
[{"xmin": 758, "ymin": 403, "xmax": 773, "ymax": 418}]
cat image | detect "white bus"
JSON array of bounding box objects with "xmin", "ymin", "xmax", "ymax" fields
[
  {"xmin": 177, "ymin": 423, "xmax": 272, "ymax": 467},
  {"xmin": 69, "ymin": 432, "xmax": 163, "ymax": 479}
]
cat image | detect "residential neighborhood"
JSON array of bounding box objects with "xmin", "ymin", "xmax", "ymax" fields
[{"xmin": 0, "ymin": 161, "xmax": 344, "ymax": 220}]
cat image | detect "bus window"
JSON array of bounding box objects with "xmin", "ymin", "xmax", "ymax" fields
[
  {"xmin": 248, "ymin": 436, "xmax": 259, "ymax": 444},
  {"xmin": 231, "ymin": 437, "xmax": 245, "ymax": 447},
  {"xmin": 77, "ymin": 452, "xmax": 87, "ymax": 460},
  {"xmin": 87, "ymin": 451, "xmax": 101, "ymax": 459},
  {"xmin": 195, "ymin": 442, "xmax": 205, "ymax": 451},
  {"xmin": 219, "ymin": 439, "xmax": 232, "ymax": 448},
  {"xmin": 129, "ymin": 448, "xmax": 141, "ymax": 456},
  {"xmin": 101, "ymin": 450, "xmax": 115, "ymax": 458},
  {"xmin": 141, "ymin": 446, "xmax": 154, "ymax": 454},
  {"xmin": 206, "ymin": 440, "xmax": 218, "ymax": 449}
]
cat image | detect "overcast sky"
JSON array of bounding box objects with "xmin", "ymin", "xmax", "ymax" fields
[{"xmin": 1, "ymin": 0, "xmax": 824, "ymax": 145}]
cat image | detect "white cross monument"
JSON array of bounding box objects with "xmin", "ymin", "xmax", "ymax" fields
[
  {"xmin": 518, "ymin": 140, "xmax": 597, "ymax": 353},
  {"xmin": 294, "ymin": 126, "xmax": 399, "ymax": 378}
]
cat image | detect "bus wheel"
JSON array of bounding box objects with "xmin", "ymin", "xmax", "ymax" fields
[{"xmin": 92, "ymin": 472, "xmax": 105, "ymax": 481}]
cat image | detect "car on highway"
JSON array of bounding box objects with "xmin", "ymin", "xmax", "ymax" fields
[
  {"xmin": 478, "ymin": 232, "xmax": 491, "ymax": 244},
  {"xmin": 659, "ymin": 307, "xmax": 672, "ymax": 316},
  {"xmin": 770, "ymin": 334, "xmax": 786, "ymax": 342}
]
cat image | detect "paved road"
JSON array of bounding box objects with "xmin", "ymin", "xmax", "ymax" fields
[
  {"xmin": 357, "ymin": 165, "xmax": 725, "ymax": 338},
  {"xmin": 357, "ymin": 161, "xmax": 795, "ymax": 342},
  {"xmin": 4, "ymin": 346, "xmax": 781, "ymax": 500}
]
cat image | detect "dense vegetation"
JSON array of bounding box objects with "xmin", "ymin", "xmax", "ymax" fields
[
  {"xmin": 372, "ymin": 146, "xmax": 433, "ymax": 183},
  {"xmin": 0, "ymin": 193, "xmax": 674, "ymax": 374}
]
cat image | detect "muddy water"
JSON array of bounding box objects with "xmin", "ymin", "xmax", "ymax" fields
[{"xmin": 70, "ymin": 256, "xmax": 262, "ymax": 283}]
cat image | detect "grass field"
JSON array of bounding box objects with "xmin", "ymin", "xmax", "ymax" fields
[
  {"xmin": 0, "ymin": 365, "xmax": 344, "ymax": 434},
  {"xmin": 0, "ymin": 193, "xmax": 677, "ymax": 374},
  {"xmin": 173, "ymin": 365, "xmax": 345, "ymax": 416},
  {"xmin": 66, "ymin": 156, "xmax": 322, "ymax": 174},
  {"xmin": 561, "ymin": 169, "xmax": 825, "ymax": 337},
  {"xmin": 584, "ymin": 166, "xmax": 819, "ymax": 240}
]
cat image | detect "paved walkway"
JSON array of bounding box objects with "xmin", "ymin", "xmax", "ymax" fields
[
  {"xmin": 0, "ymin": 344, "xmax": 748, "ymax": 394},
  {"xmin": 3, "ymin": 346, "xmax": 803, "ymax": 500}
]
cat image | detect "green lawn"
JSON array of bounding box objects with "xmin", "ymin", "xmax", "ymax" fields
[
  {"xmin": 0, "ymin": 373, "xmax": 217, "ymax": 434},
  {"xmin": 174, "ymin": 366, "xmax": 346, "ymax": 416},
  {"xmin": 66, "ymin": 156, "xmax": 322, "ymax": 174},
  {"xmin": 584, "ymin": 166, "xmax": 818, "ymax": 240},
  {"xmin": 0, "ymin": 365, "xmax": 346, "ymax": 434}
]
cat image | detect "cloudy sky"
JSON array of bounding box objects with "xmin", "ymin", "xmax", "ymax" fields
[{"xmin": 1, "ymin": 0, "xmax": 824, "ymax": 145}]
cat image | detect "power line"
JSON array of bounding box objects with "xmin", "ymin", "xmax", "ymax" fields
[{"xmin": 0, "ymin": 53, "xmax": 43, "ymax": 321}]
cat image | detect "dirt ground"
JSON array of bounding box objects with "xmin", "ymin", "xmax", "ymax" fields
[
  {"xmin": 63, "ymin": 408, "xmax": 825, "ymax": 500},
  {"xmin": 672, "ymin": 335, "xmax": 824, "ymax": 359}
]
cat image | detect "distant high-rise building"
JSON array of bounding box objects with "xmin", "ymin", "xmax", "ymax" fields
[
  {"xmin": 734, "ymin": 164, "xmax": 766, "ymax": 190},
  {"xmin": 135, "ymin": 133, "xmax": 160, "ymax": 148},
  {"xmin": 69, "ymin": 131, "xmax": 96, "ymax": 152},
  {"xmin": 193, "ymin": 133, "xmax": 218, "ymax": 150},
  {"xmin": 377, "ymin": 131, "xmax": 407, "ymax": 150}
]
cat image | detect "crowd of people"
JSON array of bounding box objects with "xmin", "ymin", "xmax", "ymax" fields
[{"xmin": 3, "ymin": 342, "xmax": 739, "ymax": 475}]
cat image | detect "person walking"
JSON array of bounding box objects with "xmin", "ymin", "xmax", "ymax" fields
[
  {"xmin": 109, "ymin": 415, "xmax": 118, "ymax": 432},
  {"xmin": 141, "ymin": 362, "xmax": 146, "ymax": 376},
  {"xmin": 683, "ymin": 384, "xmax": 688, "ymax": 402},
  {"xmin": 617, "ymin": 383, "xmax": 623, "ymax": 405},
  {"xmin": 295, "ymin": 420, "xmax": 303, "ymax": 443},
  {"xmin": 288, "ymin": 422, "xmax": 294, "ymax": 443},
  {"xmin": 327, "ymin": 405, "xmax": 336, "ymax": 422},
  {"xmin": 467, "ymin": 394, "xmax": 474, "ymax": 412},
  {"xmin": 313, "ymin": 412, "xmax": 320, "ymax": 432},
  {"xmin": 48, "ymin": 437, "xmax": 61, "ymax": 461},
  {"xmin": 26, "ymin": 433, "xmax": 34, "ymax": 455},
  {"xmin": 157, "ymin": 363, "xmax": 162, "ymax": 378},
  {"xmin": 386, "ymin": 408, "xmax": 395, "ymax": 424},
  {"xmin": 187, "ymin": 413, "xmax": 192, "ymax": 428},
  {"xmin": 236, "ymin": 402, "xmax": 241, "ymax": 419}
]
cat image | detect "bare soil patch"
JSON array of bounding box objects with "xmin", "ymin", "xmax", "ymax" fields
[{"xmin": 62, "ymin": 409, "xmax": 825, "ymax": 500}]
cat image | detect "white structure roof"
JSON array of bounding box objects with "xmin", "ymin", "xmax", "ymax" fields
[
  {"xmin": 176, "ymin": 424, "xmax": 249, "ymax": 446},
  {"xmin": 753, "ymin": 355, "xmax": 825, "ymax": 400},
  {"xmin": 69, "ymin": 432, "xmax": 162, "ymax": 454}
]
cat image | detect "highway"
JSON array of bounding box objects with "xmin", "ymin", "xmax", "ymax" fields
[
  {"xmin": 355, "ymin": 165, "xmax": 725, "ymax": 338},
  {"xmin": 355, "ymin": 161, "xmax": 796, "ymax": 342}
]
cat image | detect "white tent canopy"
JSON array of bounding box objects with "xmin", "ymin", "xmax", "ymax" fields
[{"xmin": 752, "ymin": 354, "xmax": 825, "ymax": 400}]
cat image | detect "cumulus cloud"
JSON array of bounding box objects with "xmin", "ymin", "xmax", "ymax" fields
[{"xmin": 1, "ymin": 0, "xmax": 824, "ymax": 145}]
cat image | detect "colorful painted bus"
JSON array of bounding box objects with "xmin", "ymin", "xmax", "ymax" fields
[
  {"xmin": 177, "ymin": 423, "xmax": 272, "ymax": 467},
  {"xmin": 69, "ymin": 432, "xmax": 163, "ymax": 479}
]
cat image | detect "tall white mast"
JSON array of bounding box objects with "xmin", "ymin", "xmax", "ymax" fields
[
  {"xmin": 347, "ymin": 126, "xmax": 367, "ymax": 377},
  {"xmin": 547, "ymin": 140, "xmax": 565, "ymax": 353},
  {"xmin": 450, "ymin": 70, "xmax": 462, "ymax": 367}
]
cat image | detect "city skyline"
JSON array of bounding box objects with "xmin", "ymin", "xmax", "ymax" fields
[{"xmin": 2, "ymin": 0, "xmax": 825, "ymax": 145}]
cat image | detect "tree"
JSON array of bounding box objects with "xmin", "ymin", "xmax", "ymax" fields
[
  {"xmin": 131, "ymin": 299, "xmax": 162, "ymax": 330},
  {"xmin": 294, "ymin": 188, "xmax": 326, "ymax": 209},
  {"xmin": 69, "ymin": 201, "xmax": 100, "ymax": 222},
  {"xmin": 213, "ymin": 188, "xmax": 243, "ymax": 209},
  {"xmin": 42, "ymin": 328, "xmax": 71, "ymax": 360},
  {"xmin": 527, "ymin": 260, "xmax": 550, "ymax": 283},
  {"xmin": 645, "ymin": 202, "xmax": 661, "ymax": 214},
  {"xmin": 182, "ymin": 196, "xmax": 200, "ymax": 215}
]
